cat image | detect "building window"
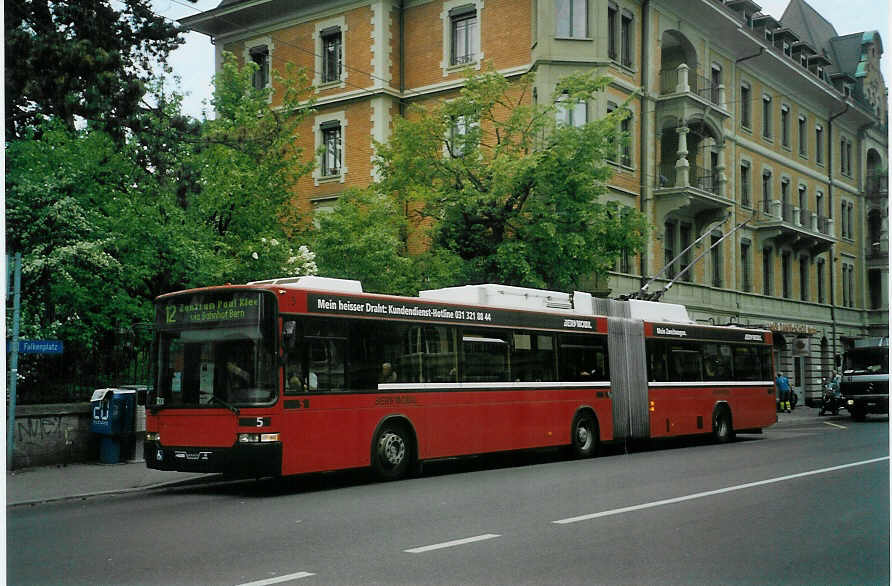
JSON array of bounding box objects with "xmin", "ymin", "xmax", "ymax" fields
[
  {"xmin": 762, "ymin": 94, "xmax": 772, "ymax": 139},
  {"xmin": 620, "ymin": 112, "xmax": 632, "ymax": 166},
  {"xmin": 841, "ymin": 263, "xmax": 855, "ymax": 308},
  {"xmin": 799, "ymin": 255, "xmax": 809, "ymax": 301},
  {"xmin": 781, "ymin": 251, "xmax": 791, "ymax": 298},
  {"xmin": 781, "ymin": 105, "xmax": 790, "ymax": 147},
  {"xmin": 449, "ymin": 115, "xmax": 477, "ymax": 157},
  {"xmin": 679, "ymin": 223, "xmax": 692, "ymax": 281},
  {"xmin": 740, "ymin": 83, "xmax": 751, "ymax": 129},
  {"xmin": 620, "ymin": 11, "xmax": 633, "ymax": 67},
  {"xmin": 711, "ymin": 231, "xmax": 723, "ymax": 287},
  {"xmin": 798, "ymin": 115, "xmax": 807, "ymax": 157},
  {"xmin": 450, "ymin": 5, "xmax": 479, "ymax": 66},
  {"xmin": 841, "ymin": 200, "xmax": 854, "ymax": 239},
  {"xmin": 615, "ymin": 247, "xmax": 632, "ymax": 274},
  {"xmin": 781, "ymin": 178, "xmax": 791, "ymax": 221},
  {"xmin": 869, "ymin": 269, "xmax": 883, "ymax": 309},
  {"xmin": 815, "ymin": 125, "xmax": 824, "ymax": 165},
  {"xmin": 605, "ymin": 102, "xmax": 617, "ymax": 162},
  {"xmin": 740, "ymin": 162, "xmax": 751, "ymax": 207},
  {"xmin": 741, "ymin": 240, "xmax": 752, "ymax": 292},
  {"xmin": 840, "ymin": 137, "xmax": 853, "ymax": 176},
  {"xmin": 710, "ymin": 65, "xmax": 722, "ymax": 105},
  {"xmin": 840, "ymin": 265, "xmax": 848, "ymax": 307},
  {"xmin": 762, "ymin": 247, "xmax": 773, "ymax": 296},
  {"xmin": 249, "ymin": 45, "xmax": 270, "ymax": 90},
  {"xmin": 321, "ymin": 27, "xmax": 342, "ymax": 84},
  {"xmin": 664, "ymin": 221, "xmax": 676, "ymax": 279},
  {"xmin": 556, "ymin": 0, "xmax": 587, "ymax": 38},
  {"xmin": 798, "ymin": 185, "xmax": 807, "ymax": 220},
  {"xmin": 556, "ymin": 93, "xmax": 587, "ymax": 127},
  {"xmin": 816, "ymin": 258, "xmax": 826, "ymax": 303},
  {"xmin": 762, "ymin": 170, "xmax": 772, "ymax": 213},
  {"xmin": 607, "ymin": 3, "xmax": 617, "ymax": 60},
  {"xmin": 321, "ymin": 121, "xmax": 342, "ymax": 177}
]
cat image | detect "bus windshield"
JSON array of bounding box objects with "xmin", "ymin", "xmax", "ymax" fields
[{"xmin": 154, "ymin": 291, "xmax": 277, "ymax": 408}]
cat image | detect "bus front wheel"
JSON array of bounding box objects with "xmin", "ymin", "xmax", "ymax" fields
[
  {"xmin": 373, "ymin": 423, "xmax": 412, "ymax": 480},
  {"xmin": 570, "ymin": 412, "xmax": 598, "ymax": 458}
]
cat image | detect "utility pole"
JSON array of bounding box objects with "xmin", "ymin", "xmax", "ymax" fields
[{"xmin": 7, "ymin": 253, "xmax": 22, "ymax": 470}]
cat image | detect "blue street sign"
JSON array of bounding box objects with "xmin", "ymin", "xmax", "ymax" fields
[{"xmin": 6, "ymin": 340, "xmax": 64, "ymax": 354}]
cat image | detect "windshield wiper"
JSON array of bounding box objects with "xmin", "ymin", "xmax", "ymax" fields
[{"xmin": 208, "ymin": 395, "xmax": 240, "ymax": 415}]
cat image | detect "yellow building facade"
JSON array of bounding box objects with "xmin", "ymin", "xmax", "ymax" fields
[{"xmin": 183, "ymin": 0, "xmax": 888, "ymax": 404}]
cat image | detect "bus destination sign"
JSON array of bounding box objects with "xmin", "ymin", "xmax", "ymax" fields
[
  {"xmin": 307, "ymin": 293, "xmax": 603, "ymax": 333},
  {"xmin": 157, "ymin": 292, "xmax": 262, "ymax": 328}
]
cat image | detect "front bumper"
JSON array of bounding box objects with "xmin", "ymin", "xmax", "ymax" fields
[
  {"xmin": 144, "ymin": 440, "xmax": 282, "ymax": 476},
  {"xmin": 844, "ymin": 395, "xmax": 889, "ymax": 414}
]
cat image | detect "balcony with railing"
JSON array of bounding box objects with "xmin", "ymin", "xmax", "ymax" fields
[
  {"xmin": 655, "ymin": 159, "xmax": 732, "ymax": 222},
  {"xmin": 656, "ymin": 64, "xmax": 729, "ymax": 123},
  {"xmin": 755, "ymin": 198, "xmax": 835, "ymax": 254}
]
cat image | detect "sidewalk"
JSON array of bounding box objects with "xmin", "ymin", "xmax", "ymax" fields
[
  {"xmin": 6, "ymin": 405, "xmax": 841, "ymax": 507},
  {"xmin": 7, "ymin": 458, "xmax": 211, "ymax": 507}
]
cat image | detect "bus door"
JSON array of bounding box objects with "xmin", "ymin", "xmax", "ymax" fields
[{"xmin": 280, "ymin": 319, "xmax": 364, "ymax": 475}]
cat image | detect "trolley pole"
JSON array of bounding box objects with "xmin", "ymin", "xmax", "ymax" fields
[{"xmin": 7, "ymin": 253, "xmax": 22, "ymax": 470}]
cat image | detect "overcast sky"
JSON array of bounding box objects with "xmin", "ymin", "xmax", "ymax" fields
[{"xmin": 154, "ymin": 0, "xmax": 890, "ymax": 119}]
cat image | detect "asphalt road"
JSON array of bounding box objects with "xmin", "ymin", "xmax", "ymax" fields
[{"xmin": 8, "ymin": 414, "xmax": 889, "ymax": 585}]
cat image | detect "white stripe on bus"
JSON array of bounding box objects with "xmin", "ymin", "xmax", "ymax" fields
[{"xmin": 377, "ymin": 382, "xmax": 611, "ymax": 391}]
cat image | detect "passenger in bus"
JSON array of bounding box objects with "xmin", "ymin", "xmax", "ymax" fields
[
  {"xmin": 286, "ymin": 372, "xmax": 304, "ymax": 393},
  {"xmin": 379, "ymin": 362, "xmax": 398, "ymax": 383}
]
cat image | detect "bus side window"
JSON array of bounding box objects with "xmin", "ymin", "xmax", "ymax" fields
[
  {"xmin": 670, "ymin": 346, "xmax": 703, "ymax": 381},
  {"xmin": 283, "ymin": 320, "xmax": 305, "ymax": 394},
  {"xmin": 732, "ymin": 345, "xmax": 761, "ymax": 381},
  {"xmin": 462, "ymin": 331, "xmax": 510, "ymax": 382},
  {"xmin": 647, "ymin": 341, "xmax": 668, "ymax": 382}
]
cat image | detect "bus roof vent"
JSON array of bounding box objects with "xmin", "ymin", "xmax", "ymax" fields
[
  {"xmin": 626, "ymin": 299, "xmax": 692, "ymax": 323},
  {"xmin": 420, "ymin": 284, "xmax": 590, "ymax": 314},
  {"xmin": 593, "ymin": 298, "xmax": 692, "ymax": 323},
  {"xmin": 248, "ymin": 276, "xmax": 363, "ymax": 293}
]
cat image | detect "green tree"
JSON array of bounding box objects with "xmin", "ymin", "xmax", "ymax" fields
[
  {"xmin": 310, "ymin": 189, "xmax": 459, "ymax": 295},
  {"xmin": 5, "ymin": 0, "xmax": 187, "ymax": 139},
  {"xmin": 5, "ymin": 54, "xmax": 318, "ymax": 400},
  {"xmin": 372, "ymin": 67, "xmax": 649, "ymax": 291}
]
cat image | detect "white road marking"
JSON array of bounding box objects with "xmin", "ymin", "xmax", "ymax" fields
[
  {"xmin": 554, "ymin": 456, "xmax": 889, "ymax": 525},
  {"xmin": 236, "ymin": 571, "xmax": 315, "ymax": 586},
  {"xmin": 824, "ymin": 421, "xmax": 848, "ymax": 429},
  {"xmin": 404, "ymin": 533, "xmax": 501, "ymax": 553}
]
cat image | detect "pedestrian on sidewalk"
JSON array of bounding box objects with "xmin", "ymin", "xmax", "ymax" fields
[{"xmin": 776, "ymin": 372, "xmax": 792, "ymax": 413}]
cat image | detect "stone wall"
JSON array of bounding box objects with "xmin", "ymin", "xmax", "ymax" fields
[{"xmin": 8, "ymin": 403, "xmax": 97, "ymax": 469}]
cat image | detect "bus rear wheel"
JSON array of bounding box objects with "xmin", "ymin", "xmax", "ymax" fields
[
  {"xmin": 373, "ymin": 423, "xmax": 412, "ymax": 481},
  {"xmin": 570, "ymin": 412, "xmax": 598, "ymax": 458},
  {"xmin": 712, "ymin": 407, "xmax": 735, "ymax": 443}
]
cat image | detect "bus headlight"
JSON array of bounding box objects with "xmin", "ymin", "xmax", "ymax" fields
[
  {"xmin": 238, "ymin": 433, "xmax": 280, "ymax": 443},
  {"xmin": 146, "ymin": 432, "xmax": 161, "ymax": 442}
]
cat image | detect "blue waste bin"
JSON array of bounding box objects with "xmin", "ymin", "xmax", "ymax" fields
[{"xmin": 90, "ymin": 389, "xmax": 136, "ymax": 464}]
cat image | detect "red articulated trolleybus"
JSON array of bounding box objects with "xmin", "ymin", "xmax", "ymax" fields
[{"xmin": 145, "ymin": 277, "xmax": 777, "ymax": 480}]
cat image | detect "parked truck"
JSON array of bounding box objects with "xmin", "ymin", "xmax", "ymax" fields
[{"xmin": 840, "ymin": 337, "xmax": 889, "ymax": 421}]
